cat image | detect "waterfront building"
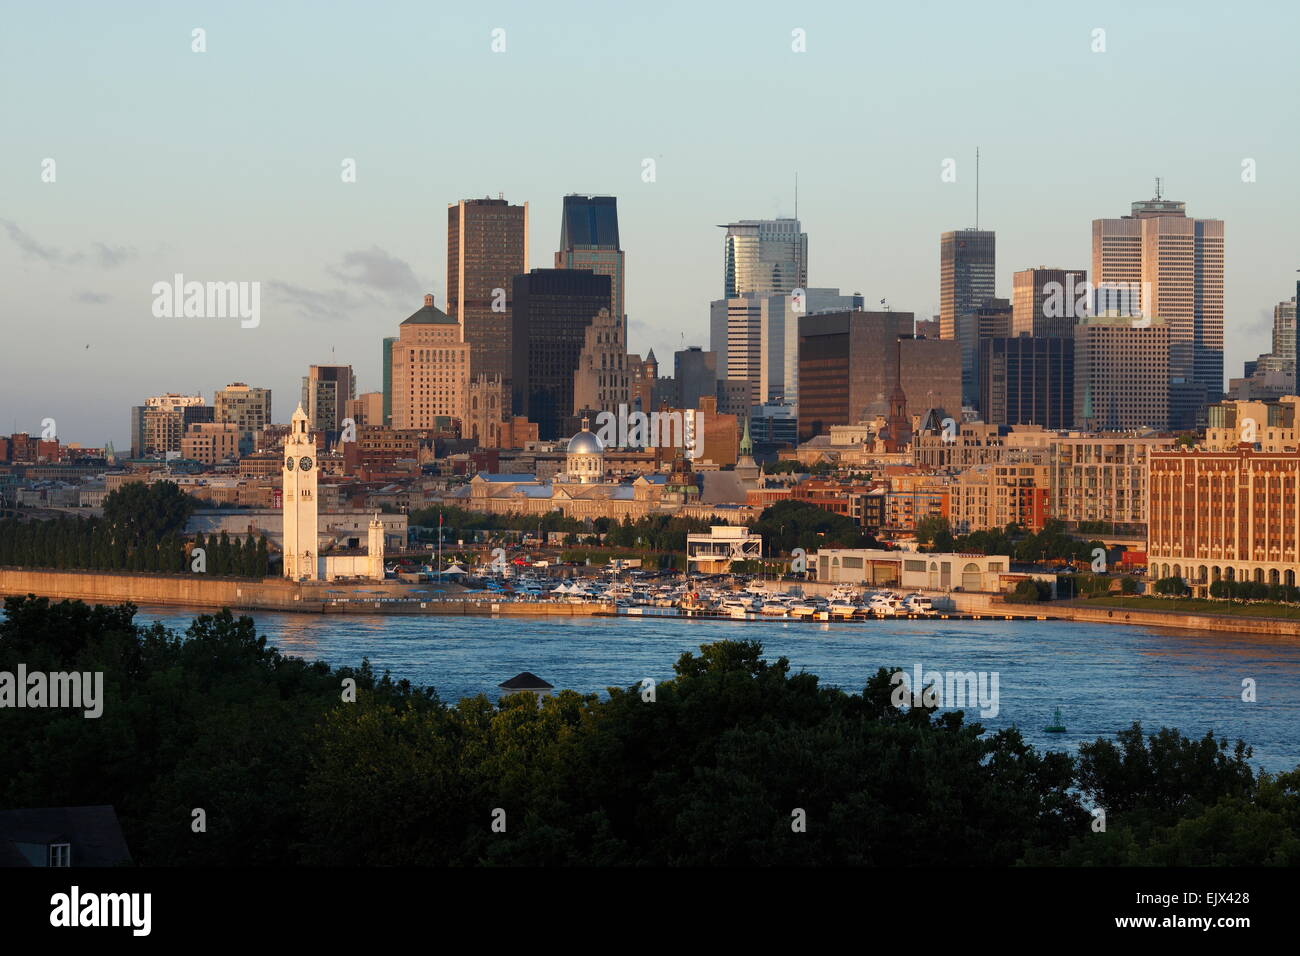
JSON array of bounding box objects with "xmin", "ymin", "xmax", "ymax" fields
[
  {"xmin": 685, "ymin": 526, "xmax": 762, "ymax": 574},
  {"xmin": 1149, "ymin": 443, "xmax": 1300, "ymax": 595},
  {"xmin": 811, "ymin": 548, "xmax": 1010, "ymax": 591},
  {"xmin": 214, "ymin": 383, "xmax": 272, "ymax": 453}
]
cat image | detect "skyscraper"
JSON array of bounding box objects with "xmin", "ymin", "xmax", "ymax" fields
[
  {"xmin": 390, "ymin": 295, "xmax": 470, "ymax": 430},
  {"xmin": 796, "ymin": 311, "xmax": 960, "ymax": 441},
  {"xmin": 720, "ymin": 219, "xmax": 807, "ymax": 298},
  {"xmin": 1073, "ymin": 316, "xmax": 1170, "ymax": 431},
  {"xmin": 979, "ymin": 336, "xmax": 1074, "ymax": 430},
  {"xmin": 939, "ymin": 229, "xmax": 996, "ymax": 341},
  {"xmin": 448, "ymin": 196, "xmax": 529, "ymax": 384},
  {"xmin": 940, "ymin": 228, "xmax": 996, "ymax": 410},
  {"xmin": 710, "ymin": 288, "xmax": 861, "ymax": 407},
  {"xmin": 555, "ymin": 195, "xmax": 624, "ymax": 329},
  {"xmin": 1012, "ymin": 267, "xmax": 1089, "ymax": 338},
  {"xmin": 511, "ymin": 268, "xmax": 612, "ymax": 440},
  {"xmin": 1092, "ymin": 192, "xmax": 1224, "ymax": 428}
]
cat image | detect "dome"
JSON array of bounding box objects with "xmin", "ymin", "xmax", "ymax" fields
[{"xmin": 567, "ymin": 430, "xmax": 604, "ymax": 455}]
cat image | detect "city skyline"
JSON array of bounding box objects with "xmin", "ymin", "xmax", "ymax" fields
[{"xmin": 4, "ymin": 0, "xmax": 1299, "ymax": 445}]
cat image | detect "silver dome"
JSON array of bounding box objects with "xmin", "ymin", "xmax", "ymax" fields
[{"xmin": 567, "ymin": 430, "xmax": 604, "ymax": 455}]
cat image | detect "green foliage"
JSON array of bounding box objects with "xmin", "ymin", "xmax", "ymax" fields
[
  {"xmin": 1154, "ymin": 576, "xmax": 1189, "ymax": 597},
  {"xmin": 2, "ymin": 597, "xmax": 1293, "ymax": 866},
  {"xmin": 747, "ymin": 500, "xmax": 877, "ymax": 555},
  {"xmin": 1005, "ymin": 579, "xmax": 1050, "ymax": 604}
]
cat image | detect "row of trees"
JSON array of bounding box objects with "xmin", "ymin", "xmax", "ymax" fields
[
  {"xmin": 916, "ymin": 517, "xmax": 1105, "ymax": 565},
  {"xmin": 1, "ymin": 595, "xmax": 1293, "ymax": 866},
  {"xmin": 0, "ymin": 480, "xmax": 271, "ymax": 578},
  {"xmin": 748, "ymin": 499, "xmax": 878, "ymax": 556}
]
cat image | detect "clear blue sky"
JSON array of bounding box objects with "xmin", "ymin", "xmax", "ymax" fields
[{"xmin": 3, "ymin": 0, "xmax": 1297, "ymax": 446}]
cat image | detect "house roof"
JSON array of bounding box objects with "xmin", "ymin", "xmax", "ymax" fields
[
  {"xmin": 0, "ymin": 806, "xmax": 132, "ymax": 867},
  {"xmin": 499, "ymin": 671, "xmax": 554, "ymax": 690}
]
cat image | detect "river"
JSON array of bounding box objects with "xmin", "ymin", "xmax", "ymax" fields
[{"xmin": 125, "ymin": 605, "xmax": 1300, "ymax": 774}]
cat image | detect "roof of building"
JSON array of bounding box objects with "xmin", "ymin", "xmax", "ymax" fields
[
  {"xmin": 566, "ymin": 429, "xmax": 605, "ymax": 456},
  {"xmin": 0, "ymin": 806, "xmax": 132, "ymax": 867},
  {"xmin": 403, "ymin": 295, "xmax": 456, "ymax": 326},
  {"xmin": 499, "ymin": 671, "xmax": 554, "ymax": 690}
]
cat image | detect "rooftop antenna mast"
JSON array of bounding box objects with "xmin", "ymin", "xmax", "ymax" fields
[
  {"xmin": 975, "ymin": 147, "xmax": 980, "ymax": 230},
  {"xmin": 794, "ymin": 171, "xmax": 798, "ymax": 220},
  {"xmin": 1155, "ymin": 176, "xmax": 1162, "ymax": 200}
]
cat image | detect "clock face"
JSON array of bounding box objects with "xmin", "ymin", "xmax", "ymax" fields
[
  {"xmin": 285, "ymin": 457, "xmax": 294, "ymax": 471},
  {"xmin": 299, "ymin": 456, "xmax": 313, "ymax": 472}
]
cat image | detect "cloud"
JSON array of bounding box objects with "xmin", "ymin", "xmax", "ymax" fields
[
  {"xmin": 93, "ymin": 242, "xmax": 136, "ymax": 269},
  {"xmin": 270, "ymin": 246, "xmax": 427, "ymax": 321},
  {"xmin": 77, "ymin": 291, "xmax": 111, "ymax": 304},
  {"xmin": 0, "ymin": 218, "xmax": 81, "ymax": 264},
  {"xmin": 0, "ymin": 219, "xmax": 136, "ymax": 268},
  {"xmin": 327, "ymin": 245, "xmax": 422, "ymax": 299}
]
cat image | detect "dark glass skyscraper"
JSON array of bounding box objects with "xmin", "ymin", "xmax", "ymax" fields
[
  {"xmin": 511, "ymin": 268, "xmax": 613, "ymax": 440},
  {"xmin": 555, "ymin": 195, "xmax": 625, "ymax": 332},
  {"xmin": 979, "ymin": 336, "xmax": 1075, "ymax": 430}
]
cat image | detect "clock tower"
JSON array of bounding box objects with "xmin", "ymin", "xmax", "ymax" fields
[{"xmin": 283, "ymin": 404, "xmax": 319, "ymax": 580}]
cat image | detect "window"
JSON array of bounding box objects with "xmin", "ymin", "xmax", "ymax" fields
[{"xmin": 49, "ymin": 843, "xmax": 70, "ymax": 867}]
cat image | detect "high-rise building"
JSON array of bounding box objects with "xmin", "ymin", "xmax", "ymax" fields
[
  {"xmin": 958, "ymin": 297, "xmax": 1011, "ymax": 408},
  {"xmin": 1011, "ymin": 267, "xmax": 1089, "ymax": 338},
  {"xmin": 448, "ymin": 196, "xmax": 529, "ymax": 384},
  {"xmin": 381, "ymin": 337, "xmax": 396, "ymax": 426},
  {"xmin": 555, "ymin": 195, "xmax": 624, "ymax": 329},
  {"xmin": 1092, "ymin": 193, "xmax": 1224, "ymax": 428},
  {"xmin": 511, "ymin": 268, "xmax": 612, "ymax": 440},
  {"xmin": 572, "ymin": 308, "xmax": 630, "ymax": 417},
  {"xmin": 390, "ymin": 295, "xmax": 470, "ymax": 431},
  {"xmin": 940, "ymin": 229, "xmax": 996, "ymax": 409},
  {"xmin": 1073, "ymin": 316, "xmax": 1170, "ymax": 431},
  {"xmin": 720, "ymin": 219, "xmax": 807, "ymax": 298},
  {"xmin": 979, "ymin": 336, "xmax": 1074, "ymax": 430},
  {"xmin": 939, "ymin": 229, "xmax": 996, "ymax": 341},
  {"xmin": 796, "ymin": 311, "xmax": 960, "ymax": 441},
  {"xmin": 711, "ymin": 288, "xmax": 861, "ymax": 406},
  {"xmin": 345, "ymin": 392, "xmax": 384, "ymax": 428},
  {"xmin": 674, "ymin": 347, "xmax": 718, "ymax": 410},
  {"xmin": 131, "ymin": 394, "xmax": 207, "ymax": 457},
  {"xmin": 214, "ymin": 382, "xmax": 272, "ymax": 454},
  {"xmin": 301, "ymin": 365, "xmax": 355, "ymax": 442}
]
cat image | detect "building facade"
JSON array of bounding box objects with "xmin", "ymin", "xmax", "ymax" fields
[
  {"xmin": 448, "ymin": 196, "xmax": 529, "ymax": 385},
  {"xmin": 390, "ymin": 295, "xmax": 470, "ymax": 431}
]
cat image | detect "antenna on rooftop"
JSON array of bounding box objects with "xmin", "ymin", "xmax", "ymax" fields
[
  {"xmin": 794, "ymin": 171, "xmax": 799, "ymax": 220},
  {"xmin": 1154, "ymin": 177, "xmax": 1162, "ymax": 200},
  {"xmin": 975, "ymin": 147, "xmax": 980, "ymax": 230}
]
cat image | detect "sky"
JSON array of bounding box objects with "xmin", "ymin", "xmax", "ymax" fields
[{"xmin": 2, "ymin": 0, "xmax": 1298, "ymax": 447}]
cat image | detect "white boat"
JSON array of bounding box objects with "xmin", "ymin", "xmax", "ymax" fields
[
  {"xmin": 828, "ymin": 600, "xmax": 859, "ymax": 618},
  {"xmin": 760, "ymin": 600, "xmax": 791, "ymax": 616},
  {"xmin": 788, "ymin": 602, "xmax": 819, "ymax": 617}
]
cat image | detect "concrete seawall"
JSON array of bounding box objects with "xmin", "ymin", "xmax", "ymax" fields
[{"xmin": 0, "ymin": 569, "xmax": 610, "ymax": 617}]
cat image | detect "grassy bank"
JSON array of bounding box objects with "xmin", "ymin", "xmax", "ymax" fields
[{"xmin": 1078, "ymin": 595, "xmax": 1300, "ymax": 620}]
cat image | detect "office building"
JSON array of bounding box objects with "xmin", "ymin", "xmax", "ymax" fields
[
  {"xmin": 796, "ymin": 311, "xmax": 960, "ymax": 441},
  {"xmin": 555, "ymin": 195, "xmax": 625, "ymax": 328},
  {"xmin": 511, "ymin": 268, "xmax": 612, "ymax": 440},
  {"xmin": 1073, "ymin": 317, "xmax": 1170, "ymax": 431},
  {"xmin": 301, "ymin": 365, "xmax": 355, "ymax": 442},
  {"xmin": 675, "ymin": 347, "xmax": 718, "ymax": 410},
  {"xmin": 1011, "ymin": 267, "xmax": 1088, "ymax": 338},
  {"xmin": 1092, "ymin": 193, "xmax": 1224, "ymax": 428},
  {"xmin": 390, "ymin": 295, "xmax": 470, "ymax": 430},
  {"xmin": 720, "ymin": 218, "xmax": 807, "ymax": 298},
  {"xmin": 448, "ymin": 196, "xmax": 529, "ymax": 384},
  {"xmin": 979, "ymin": 336, "xmax": 1074, "ymax": 430},
  {"xmin": 939, "ymin": 229, "xmax": 996, "ymax": 341}
]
